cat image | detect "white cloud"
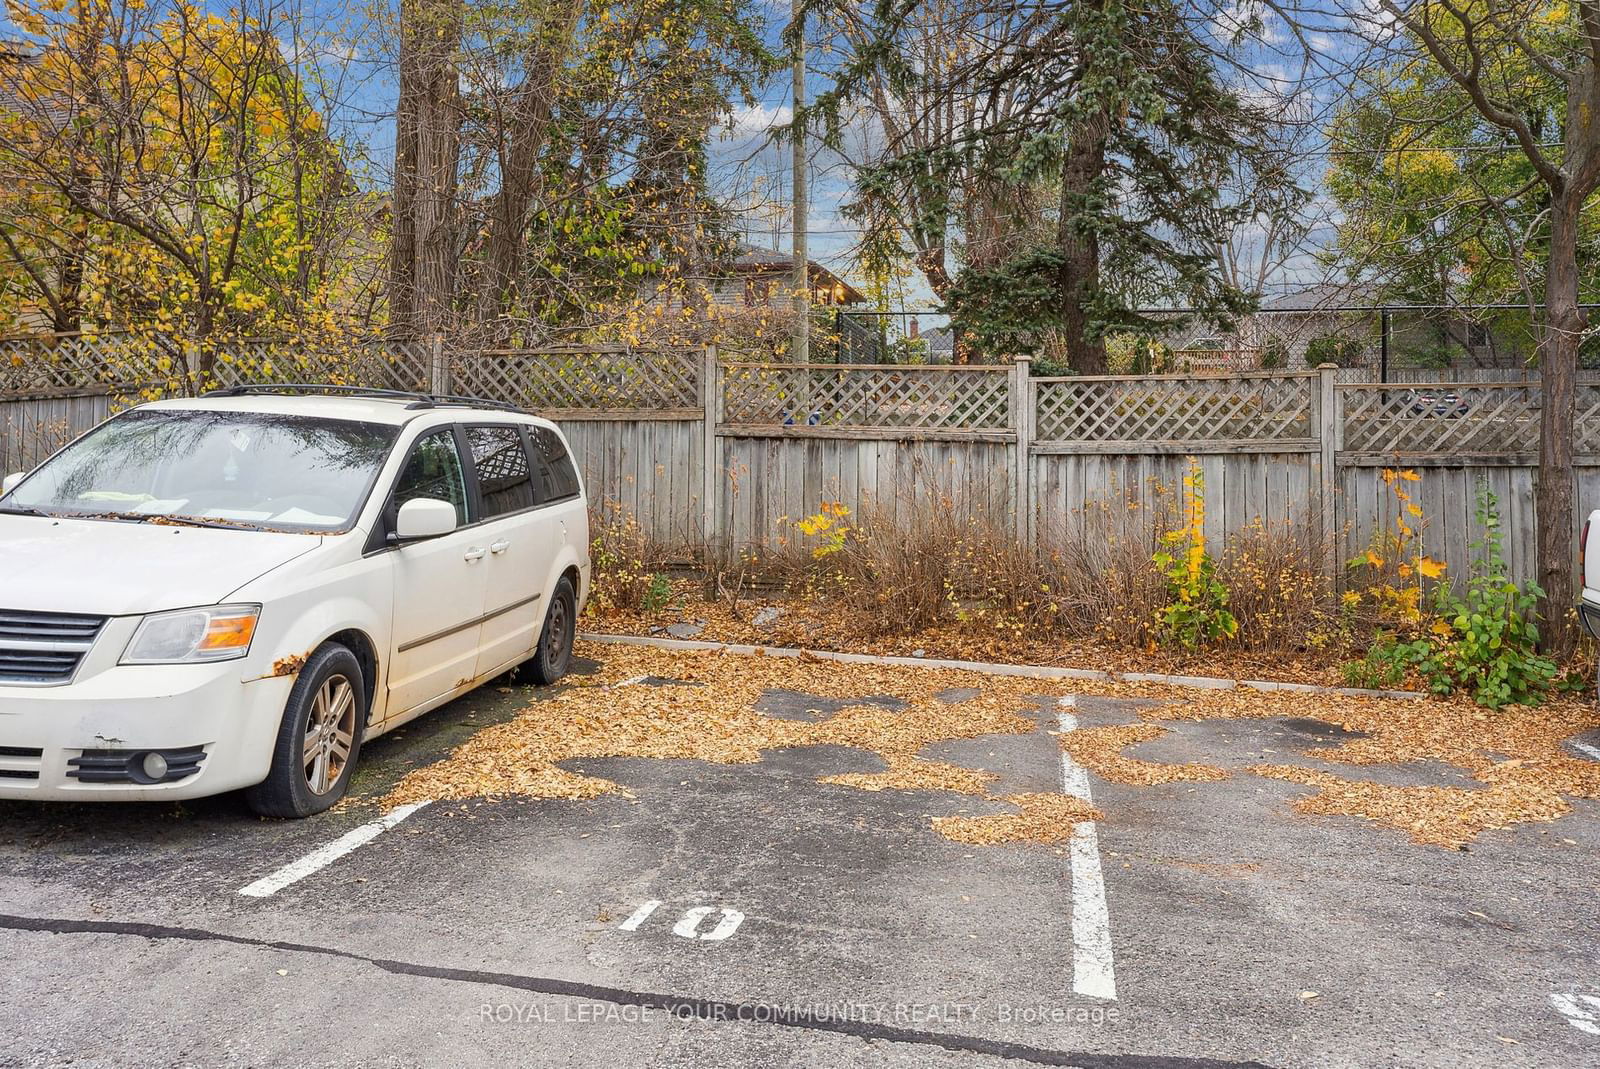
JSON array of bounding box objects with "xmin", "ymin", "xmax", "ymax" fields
[{"xmin": 719, "ymin": 103, "xmax": 792, "ymax": 143}]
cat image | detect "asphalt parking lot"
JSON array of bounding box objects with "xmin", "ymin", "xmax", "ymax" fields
[{"xmin": 2, "ymin": 647, "xmax": 1598, "ymax": 1069}]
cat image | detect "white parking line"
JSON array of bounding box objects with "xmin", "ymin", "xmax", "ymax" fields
[
  {"xmin": 1552, "ymin": 993, "xmax": 1600, "ymax": 1035},
  {"xmin": 1058, "ymin": 696, "xmax": 1117, "ymax": 1001},
  {"xmin": 237, "ymin": 802, "xmax": 432, "ymax": 898},
  {"xmin": 1571, "ymin": 740, "xmax": 1600, "ymax": 762}
]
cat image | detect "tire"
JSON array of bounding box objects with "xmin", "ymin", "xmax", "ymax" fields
[
  {"xmin": 245, "ymin": 644, "xmax": 366, "ymax": 818},
  {"xmin": 526, "ymin": 575, "xmax": 577, "ymax": 685}
]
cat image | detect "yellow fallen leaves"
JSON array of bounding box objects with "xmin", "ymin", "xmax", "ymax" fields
[
  {"xmin": 1248, "ymin": 766, "xmax": 1573, "ymax": 847},
  {"xmin": 1058, "ymin": 722, "xmax": 1228, "ymax": 786},
  {"xmin": 934, "ymin": 793, "xmax": 1103, "ymax": 846},
  {"xmin": 1060, "ymin": 686, "xmax": 1600, "ymax": 847},
  {"xmin": 384, "ymin": 642, "xmax": 1094, "ymax": 846},
  {"xmin": 384, "ymin": 640, "xmax": 1600, "ymax": 851}
]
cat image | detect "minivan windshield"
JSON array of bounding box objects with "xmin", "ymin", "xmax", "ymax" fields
[{"xmin": 0, "ymin": 409, "xmax": 399, "ymax": 533}]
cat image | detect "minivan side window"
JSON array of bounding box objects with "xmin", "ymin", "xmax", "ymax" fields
[
  {"xmin": 531, "ymin": 427, "xmax": 581, "ymax": 503},
  {"xmin": 392, "ymin": 429, "xmax": 469, "ymax": 525},
  {"xmin": 466, "ymin": 425, "xmax": 536, "ymax": 518}
]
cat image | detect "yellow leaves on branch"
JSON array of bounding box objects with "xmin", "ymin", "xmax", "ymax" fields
[{"xmin": 1354, "ymin": 469, "xmax": 1447, "ymax": 628}]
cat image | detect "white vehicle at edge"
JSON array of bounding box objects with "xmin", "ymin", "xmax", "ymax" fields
[
  {"xmin": 0, "ymin": 386, "xmax": 590, "ymax": 817},
  {"xmin": 1581, "ymin": 509, "xmax": 1600, "ymax": 693}
]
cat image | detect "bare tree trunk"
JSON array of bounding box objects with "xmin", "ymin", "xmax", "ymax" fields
[
  {"xmin": 471, "ymin": 18, "xmax": 577, "ymax": 339},
  {"xmin": 390, "ymin": 46, "xmax": 419, "ymax": 332},
  {"xmin": 53, "ymin": 225, "xmax": 85, "ymax": 333},
  {"xmin": 391, "ymin": 0, "xmax": 461, "ymax": 337},
  {"xmin": 1057, "ymin": 114, "xmax": 1109, "ymax": 375},
  {"xmin": 1536, "ymin": 196, "xmax": 1583, "ymax": 652},
  {"xmin": 471, "ymin": 104, "xmax": 553, "ymax": 337}
]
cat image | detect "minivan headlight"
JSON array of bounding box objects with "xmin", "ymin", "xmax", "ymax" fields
[{"xmin": 121, "ymin": 605, "xmax": 261, "ymax": 664}]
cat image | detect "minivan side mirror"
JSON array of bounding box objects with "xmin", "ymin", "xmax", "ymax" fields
[
  {"xmin": 1, "ymin": 471, "xmax": 24, "ymax": 495},
  {"xmin": 394, "ymin": 497, "xmax": 457, "ymax": 541}
]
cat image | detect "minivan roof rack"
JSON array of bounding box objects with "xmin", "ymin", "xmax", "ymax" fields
[{"xmin": 202, "ymin": 383, "xmax": 528, "ymax": 414}]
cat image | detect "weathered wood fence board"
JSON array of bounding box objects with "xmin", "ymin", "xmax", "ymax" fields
[
  {"xmin": 2, "ymin": 333, "xmax": 1598, "ymax": 586},
  {"xmin": 0, "ymin": 389, "xmax": 114, "ymax": 471}
]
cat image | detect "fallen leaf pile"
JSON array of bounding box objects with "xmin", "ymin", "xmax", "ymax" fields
[
  {"xmin": 1057, "ymin": 721, "xmax": 1229, "ymax": 786},
  {"xmin": 933, "ymin": 792, "xmax": 1103, "ymax": 846},
  {"xmin": 384, "ymin": 642, "xmax": 1105, "ymax": 845},
  {"xmin": 384, "ymin": 641, "xmax": 1600, "ymax": 849},
  {"xmin": 1060, "ymin": 687, "xmax": 1600, "ymax": 846}
]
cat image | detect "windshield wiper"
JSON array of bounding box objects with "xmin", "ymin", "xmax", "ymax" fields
[
  {"xmin": 0, "ymin": 505, "xmax": 53, "ymax": 518},
  {"xmin": 137, "ymin": 513, "xmax": 264, "ymax": 531},
  {"xmin": 66, "ymin": 509, "xmax": 265, "ymax": 531}
]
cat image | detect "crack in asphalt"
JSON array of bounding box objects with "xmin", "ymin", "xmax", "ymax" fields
[{"xmin": 0, "ymin": 912, "xmax": 1274, "ymax": 1069}]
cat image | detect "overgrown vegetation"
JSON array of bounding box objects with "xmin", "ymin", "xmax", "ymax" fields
[
  {"xmin": 1151, "ymin": 462, "xmax": 1237, "ymax": 649},
  {"xmin": 589, "ymin": 508, "xmax": 674, "ymax": 614},
  {"xmin": 1342, "ymin": 473, "xmax": 1557, "ymax": 708},
  {"xmin": 589, "ymin": 466, "xmax": 1569, "ymax": 709},
  {"xmin": 1303, "ymin": 335, "xmax": 1363, "ymax": 368}
]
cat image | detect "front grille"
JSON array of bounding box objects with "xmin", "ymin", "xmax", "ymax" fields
[
  {"xmin": 0, "ymin": 610, "xmax": 105, "ymax": 684},
  {"xmin": 0, "ymin": 745, "xmax": 43, "ymax": 781},
  {"xmin": 67, "ymin": 747, "xmax": 207, "ymax": 784}
]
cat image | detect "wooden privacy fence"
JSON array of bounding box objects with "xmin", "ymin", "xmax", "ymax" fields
[{"xmin": 2, "ymin": 334, "xmax": 1597, "ymax": 585}]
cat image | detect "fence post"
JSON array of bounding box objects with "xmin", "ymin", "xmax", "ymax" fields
[
  {"xmin": 701, "ymin": 345, "xmax": 720, "ymax": 551},
  {"xmin": 429, "ymin": 334, "xmax": 449, "ymax": 395},
  {"xmin": 1316, "ymin": 362, "xmax": 1341, "ymax": 563},
  {"xmin": 1011, "ymin": 355, "xmax": 1034, "ymax": 549}
]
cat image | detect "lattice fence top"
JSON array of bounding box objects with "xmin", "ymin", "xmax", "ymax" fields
[
  {"xmin": 1338, "ymin": 382, "xmax": 1591, "ymax": 454},
  {"xmin": 208, "ymin": 339, "xmax": 433, "ymax": 392},
  {"xmin": 453, "ymin": 349, "xmax": 700, "ymax": 411},
  {"xmin": 0, "ymin": 334, "xmax": 178, "ymax": 393},
  {"xmin": 1034, "ymin": 373, "xmax": 1315, "ymax": 443},
  {"xmin": 720, "ymin": 363, "xmax": 1012, "ymax": 430},
  {"xmin": 0, "ymin": 334, "xmax": 433, "ymax": 395}
]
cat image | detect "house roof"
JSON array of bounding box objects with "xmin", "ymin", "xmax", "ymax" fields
[
  {"xmin": 1260, "ymin": 281, "xmax": 1381, "ymax": 312},
  {"xmin": 731, "ymin": 243, "xmax": 865, "ymax": 304},
  {"xmin": 0, "ymin": 44, "xmax": 74, "ymax": 130}
]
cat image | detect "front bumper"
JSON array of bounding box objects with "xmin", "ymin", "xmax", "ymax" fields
[{"xmin": 0, "ymin": 651, "xmax": 294, "ymax": 802}]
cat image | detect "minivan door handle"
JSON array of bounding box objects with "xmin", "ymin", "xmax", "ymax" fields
[
  {"xmin": 489, "ymin": 539, "xmax": 511, "ymax": 554},
  {"xmin": 463, "ymin": 547, "xmax": 486, "ymax": 561}
]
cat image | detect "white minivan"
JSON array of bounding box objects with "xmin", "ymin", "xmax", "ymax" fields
[{"xmin": 0, "ymin": 386, "xmax": 589, "ymax": 816}]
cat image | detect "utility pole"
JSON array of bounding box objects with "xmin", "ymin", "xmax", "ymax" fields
[{"xmin": 790, "ymin": 0, "xmax": 809, "ymax": 362}]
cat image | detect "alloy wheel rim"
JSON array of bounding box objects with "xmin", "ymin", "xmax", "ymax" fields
[{"xmin": 302, "ymin": 674, "xmax": 356, "ymax": 795}]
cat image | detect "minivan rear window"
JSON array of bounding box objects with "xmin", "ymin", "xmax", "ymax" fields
[{"xmin": 531, "ymin": 427, "xmax": 581, "ymax": 503}]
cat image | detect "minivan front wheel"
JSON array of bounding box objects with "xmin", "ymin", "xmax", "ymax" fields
[
  {"xmin": 526, "ymin": 576, "xmax": 576, "ymax": 685},
  {"xmin": 246, "ymin": 644, "xmax": 366, "ymax": 818}
]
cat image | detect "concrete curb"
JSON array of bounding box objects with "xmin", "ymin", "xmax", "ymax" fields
[{"xmin": 578, "ymin": 632, "xmax": 1424, "ymax": 701}]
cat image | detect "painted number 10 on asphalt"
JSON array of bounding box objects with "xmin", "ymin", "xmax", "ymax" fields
[{"xmin": 618, "ymin": 899, "xmax": 745, "ymax": 942}]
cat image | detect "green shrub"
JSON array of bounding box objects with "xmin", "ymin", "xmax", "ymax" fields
[
  {"xmin": 642, "ymin": 572, "xmax": 675, "ymax": 613},
  {"xmin": 1304, "ymin": 334, "xmax": 1363, "ymax": 368},
  {"xmin": 1258, "ymin": 336, "xmax": 1289, "ymax": 370},
  {"xmin": 1417, "ymin": 486, "xmax": 1557, "ymax": 708},
  {"xmin": 1342, "ymin": 632, "xmax": 1428, "ymax": 689},
  {"xmin": 1106, "ymin": 333, "xmax": 1171, "ymax": 375},
  {"xmin": 1029, "ymin": 352, "xmax": 1071, "ymax": 377}
]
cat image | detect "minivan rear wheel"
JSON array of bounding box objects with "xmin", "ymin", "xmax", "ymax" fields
[
  {"xmin": 526, "ymin": 576, "xmax": 576, "ymax": 685},
  {"xmin": 246, "ymin": 644, "xmax": 365, "ymax": 818}
]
